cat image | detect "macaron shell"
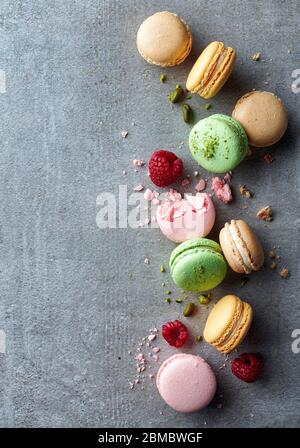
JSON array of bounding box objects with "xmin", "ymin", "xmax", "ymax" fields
[
  {"xmin": 232, "ymin": 91, "xmax": 288, "ymax": 147},
  {"xmin": 186, "ymin": 41, "xmax": 224, "ymax": 93},
  {"xmin": 218, "ymin": 302, "xmax": 253, "ymax": 353},
  {"xmin": 201, "ymin": 47, "xmax": 236, "ymax": 99},
  {"xmin": 156, "ymin": 194, "xmax": 216, "ymax": 242},
  {"xmin": 219, "ymin": 219, "xmax": 264, "ymax": 273},
  {"xmin": 137, "ymin": 11, "xmax": 192, "ymax": 66},
  {"xmin": 170, "ymin": 238, "xmax": 227, "ymax": 291},
  {"xmin": 156, "ymin": 354, "xmax": 217, "ymax": 413},
  {"xmin": 204, "ymin": 294, "xmax": 242, "ymax": 343},
  {"xmin": 235, "ymin": 220, "xmax": 264, "ymax": 269},
  {"xmin": 189, "ymin": 114, "xmax": 248, "ymax": 173},
  {"xmin": 219, "ymin": 226, "xmax": 246, "ymax": 273}
]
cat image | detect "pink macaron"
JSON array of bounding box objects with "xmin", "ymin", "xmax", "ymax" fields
[
  {"xmin": 156, "ymin": 354, "xmax": 217, "ymax": 413},
  {"xmin": 156, "ymin": 193, "xmax": 216, "ymax": 243}
]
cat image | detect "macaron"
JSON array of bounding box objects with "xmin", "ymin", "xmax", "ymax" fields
[
  {"xmin": 219, "ymin": 219, "xmax": 264, "ymax": 274},
  {"xmin": 189, "ymin": 114, "xmax": 248, "ymax": 173},
  {"xmin": 169, "ymin": 237, "xmax": 227, "ymax": 291},
  {"xmin": 186, "ymin": 41, "xmax": 236, "ymax": 99},
  {"xmin": 136, "ymin": 11, "xmax": 192, "ymax": 66},
  {"xmin": 157, "ymin": 193, "xmax": 216, "ymax": 243},
  {"xmin": 204, "ymin": 295, "xmax": 253, "ymax": 354},
  {"xmin": 156, "ymin": 354, "xmax": 217, "ymax": 413},
  {"xmin": 232, "ymin": 91, "xmax": 288, "ymax": 147}
]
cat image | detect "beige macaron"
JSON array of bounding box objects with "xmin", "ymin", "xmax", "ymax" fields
[
  {"xmin": 219, "ymin": 219, "xmax": 264, "ymax": 274},
  {"xmin": 136, "ymin": 11, "xmax": 192, "ymax": 67},
  {"xmin": 232, "ymin": 91, "xmax": 288, "ymax": 147},
  {"xmin": 204, "ymin": 295, "xmax": 253, "ymax": 354}
]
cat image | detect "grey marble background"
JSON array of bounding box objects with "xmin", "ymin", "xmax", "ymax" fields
[{"xmin": 0, "ymin": 0, "xmax": 299, "ymax": 428}]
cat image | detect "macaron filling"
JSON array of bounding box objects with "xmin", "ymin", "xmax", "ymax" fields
[
  {"xmin": 226, "ymin": 222, "xmax": 254, "ymax": 272},
  {"xmin": 170, "ymin": 238, "xmax": 223, "ymax": 269},
  {"xmin": 214, "ymin": 303, "xmax": 245, "ymax": 348}
]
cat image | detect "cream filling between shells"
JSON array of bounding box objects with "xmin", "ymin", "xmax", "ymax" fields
[{"xmin": 227, "ymin": 223, "xmax": 254, "ymax": 272}]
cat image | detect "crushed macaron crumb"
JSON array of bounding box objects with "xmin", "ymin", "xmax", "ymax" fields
[
  {"xmin": 211, "ymin": 176, "xmax": 232, "ymax": 203},
  {"xmin": 133, "ymin": 159, "xmax": 145, "ymax": 167},
  {"xmin": 195, "ymin": 179, "xmax": 206, "ymax": 191},
  {"xmin": 133, "ymin": 184, "xmax": 144, "ymax": 192}
]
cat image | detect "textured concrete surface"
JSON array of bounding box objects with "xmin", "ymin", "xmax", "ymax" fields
[{"xmin": 0, "ymin": 0, "xmax": 299, "ymax": 428}]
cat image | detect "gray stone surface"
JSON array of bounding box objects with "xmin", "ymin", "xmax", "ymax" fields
[{"xmin": 0, "ymin": 0, "xmax": 299, "ymax": 428}]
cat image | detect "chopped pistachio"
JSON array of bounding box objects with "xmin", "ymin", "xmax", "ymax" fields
[
  {"xmin": 183, "ymin": 302, "xmax": 195, "ymax": 317},
  {"xmin": 168, "ymin": 84, "xmax": 184, "ymax": 103},
  {"xmin": 160, "ymin": 265, "xmax": 166, "ymax": 273},
  {"xmin": 204, "ymin": 103, "xmax": 212, "ymax": 110},
  {"xmin": 161, "ymin": 282, "xmax": 166, "ymax": 287},
  {"xmin": 202, "ymin": 137, "xmax": 218, "ymax": 159},
  {"xmin": 160, "ymin": 74, "xmax": 167, "ymax": 83},
  {"xmin": 182, "ymin": 103, "xmax": 194, "ymax": 124},
  {"xmin": 176, "ymin": 298, "xmax": 183, "ymax": 303},
  {"xmin": 252, "ymin": 52, "xmax": 261, "ymax": 61},
  {"xmin": 195, "ymin": 335, "xmax": 203, "ymax": 343},
  {"xmin": 199, "ymin": 295, "xmax": 210, "ymax": 305},
  {"xmin": 166, "ymin": 290, "xmax": 171, "ymax": 295},
  {"xmin": 165, "ymin": 297, "xmax": 171, "ymax": 303}
]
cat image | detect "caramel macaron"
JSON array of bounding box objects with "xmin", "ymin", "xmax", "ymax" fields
[
  {"xmin": 186, "ymin": 41, "xmax": 236, "ymax": 99},
  {"xmin": 219, "ymin": 219, "xmax": 264, "ymax": 274},
  {"xmin": 136, "ymin": 11, "xmax": 192, "ymax": 67},
  {"xmin": 232, "ymin": 91, "xmax": 288, "ymax": 147},
  {"xmin": 204, "ymin": 295, "xmax": 253, "ymax": 354}
]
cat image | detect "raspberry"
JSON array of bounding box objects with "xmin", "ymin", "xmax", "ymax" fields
[
  {"xmin": 231, "ymin": 353, "xmax": 263, "ymax": 383},
  {"xmin": 162, "ymin": 320, "xmax": 189, "ymax": 348},
  {"xmin": 149, "ymin": 150, "xmax": 183, "ymax": 187}
]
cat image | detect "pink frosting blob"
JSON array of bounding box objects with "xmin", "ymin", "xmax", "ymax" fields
[{"xmin": 156, "ymin": 193, "xmax": 216, "ymax": 243}]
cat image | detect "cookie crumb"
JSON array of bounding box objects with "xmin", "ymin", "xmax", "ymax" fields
[
  {"xmin": 144, "ymin": 258, "xmax": 150, "ymax": 265},
  {"xmin": 252, "ymin": 52, "xmax": 261, "ymax": 61},
  {"xmin": 257, "ymin": 206, "xmax": 273, "ymax": 221},
  {"xmin": 133, "ymin": 159, "xmax": 145, "ymax": 167},
  {"xmin": 263, "ymin": 153, "xmax": 274, "ymax": 164},
  {"xmin": 133, "ymin": 184, "xmax": 144, "ymax": 192},
  {"xmin": 211, "ymin": 176, "xmax": 232, "ymax": 203},
  {"xmin": 195, "ymin": 179, "xmax": 206, "ymax": 192},
  {"xmin": 270, "ymin": 261, "xmax": 277, "ymax": 270},
  {"xmin": 121, "ymin": 130, "xmax": 128, "ymax": 138},
  {"xmin": 181, "ymin": 178, "xmax": 190, "ymax": 187},
  {"xmin": 269, "ymin": 249, "xmax": 277, "ymax": 259},
  {"xmin": 240, "ymin": 185, "xmax": 254, "ymax": 198},
  {"xmin": 279, "ymin": 268, "xmax": 289, "ymax": 279}
]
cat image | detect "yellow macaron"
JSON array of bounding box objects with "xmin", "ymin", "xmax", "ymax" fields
[
  {"xmin": 186, "ymin": 41, "xmax": 236, "ymax": 99},
  {"xmin": 136, "ymin": 11, "xmax": 192, "ymax": 67},
  {"xmin": 204, "ymin": 295, "xmax": 253, "ymax": 354}
]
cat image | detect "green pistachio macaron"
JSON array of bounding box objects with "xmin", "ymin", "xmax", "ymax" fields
[
  {"xmin": 169, "ymin": 238, "xmax": 227, "ymax": 291},
  {"xmin": 189, "ymin": 114, "xmax": 248, "ymax": 173}
]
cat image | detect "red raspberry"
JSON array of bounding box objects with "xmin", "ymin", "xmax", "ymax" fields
[
  {"xmin": 149, "ymin": 150, "xmax": 183, "ymax": 187},
  {"xmin": 231, "ymin": 353, "xmax": 263, "ymax": 383},
  {"xmin": 162, "ymin": 320, "xmax": 189, "ymax": 348}
]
